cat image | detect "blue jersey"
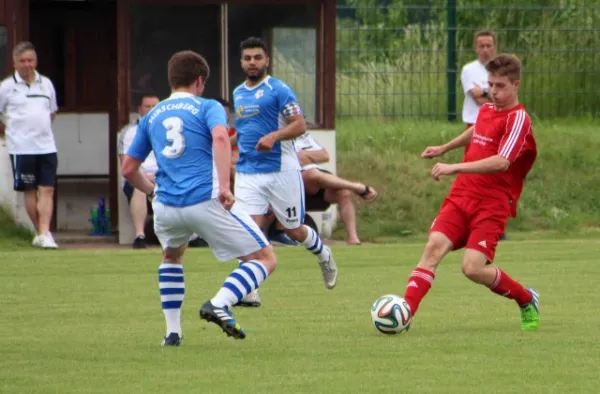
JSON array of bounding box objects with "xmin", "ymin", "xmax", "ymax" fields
[
  {"xmin": 233, "ymin": 76, "xmax": 302, "ymax": 174},
  {"xmin": 127, "ymin": 92, "xmax": 227, "ymax": 207}
]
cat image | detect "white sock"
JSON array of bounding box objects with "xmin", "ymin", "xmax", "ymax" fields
[
  {"xmin": 300, "ymin": 226, "xmax": 331, "ymax": 263},
  {"xmin": 158, "ymin": 263, "xmax": 185, "ymax": 336},
  {"xmin": 211, "ymin": 261, "xmax": 268, "ymax": 308}
]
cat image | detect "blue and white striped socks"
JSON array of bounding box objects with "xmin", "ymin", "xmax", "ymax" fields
[
  {"xmin": 300, "ymin": 226, "xmax": 331, "ymax": 263},
  {"xmin": 158, "ymin": 263, "xmax": 185, "ymax": 336},
  {"xmin": 211, "ymin": 261, "xmax": 269, "ymax": 308}
]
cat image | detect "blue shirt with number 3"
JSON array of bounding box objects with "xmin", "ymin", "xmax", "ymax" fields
[{"xmin": 127, "ymin": 92, "xmax": 228, "ymax": 207}]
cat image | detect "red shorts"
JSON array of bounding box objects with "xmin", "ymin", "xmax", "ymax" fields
[{"xmin": 430, "ymin": 195, "xmax": 509, "ymax": 262}]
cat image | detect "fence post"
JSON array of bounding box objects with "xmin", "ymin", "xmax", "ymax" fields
[{"xmin": 446, "ymin": 0, "xmax": 457, "ymax": 121}]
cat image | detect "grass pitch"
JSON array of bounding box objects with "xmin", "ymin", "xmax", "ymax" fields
[{"xmin": 2, "ymin": 239, "xmax": 599, "ymax": 393}]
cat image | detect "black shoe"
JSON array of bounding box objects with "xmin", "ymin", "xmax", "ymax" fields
[
  {"xmin": 188, "ymin": 236, "xmax": 208, "ymax": 248},
  {"xmin": 133, "ymin": 236, "xmax": 146, "ymax": 249},
  {"xmin": 161, "ymin": 332, "xmax": 181, "ymax": 347},
  {"xmin": 199, "ymin": 301, "xmax": 246, "ymax": 339}
]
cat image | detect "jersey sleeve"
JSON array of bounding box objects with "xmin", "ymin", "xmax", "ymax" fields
[
  {"xmin": 460, "ymin": 65, "xmax": 476, "ymax": 95},
  {"xmin": 127, "ymin": 117, "xmax": 152, "ymax": 162},
  {"xmin": 0, "ymin": 82, "xmax": 8, "ymax": 114},
  {"xmin": 117, "ymin": 126, "xmax": 132, "ymax": 155},
  {"xmin": 204, "ymin": 100, "xmax": 228, "ymax": 132},
  {"xmin": 277, "ymin": 83, "xmax": 303, "ymax": 119},
  {"xmin": 47, "ymin": 79, "xmax": 58, "ymax": 113},
  {"xmin": 498, "ymin": 110, "xmax": 533, "ymax": 162}
]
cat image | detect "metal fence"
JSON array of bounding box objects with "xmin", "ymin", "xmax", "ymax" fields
[{"xmin": 336, "ymin": 0, "xmax": 600, "ymax": 119}]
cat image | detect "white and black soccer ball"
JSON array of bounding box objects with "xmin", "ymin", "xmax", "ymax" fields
[{"xmin": 370, "ymin": 294, "xmax": 412, "ymax": 334}]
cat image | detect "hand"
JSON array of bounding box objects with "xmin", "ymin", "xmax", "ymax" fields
[
  {"xmin": 431, "ymin": 163, "xmax": 458, "ymax": 181},
  {"xmin": 421, "ymin": 146, "xmax": 447, "ymax": 159},
  {"xmin": 145, "ymin": 172, "xmax": 156, "ymax": 183},
  {"xmin": 296, "ymin": 151, "xmax": 312, "ymax": 167},
  {"xmin": 471, "ymin": 83, "xmax": 484, "ymax": 98},
  {"xmin": 218, "ymin": 188, "xmax": 235, "ymax": 210},
  {"xmin": 256, "ymin": 134, "xmax": 276, "ymax": 152}
]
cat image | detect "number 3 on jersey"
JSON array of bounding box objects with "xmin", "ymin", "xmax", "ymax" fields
[{"xmin": 162, "ymin": 116, "xmax": 185, "ymax": 158}]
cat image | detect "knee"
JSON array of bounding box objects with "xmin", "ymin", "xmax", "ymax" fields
[
  {"xmin": 461, "ymin": 253, "xmax": 487, "ymax": 282},
  {"xmin": 249, "ymin": 245, "xmax": 277, "ymax": 274},
  {"xmin": 419, "ymin": 233, "xmax": 452, "ymax": 271},
  {"xmin": 284, "ymin": 226, "xmax": 305, "ymax": 241},
  {"xmin": 461, "ymin": 260, "xmax": 479, "ymax": 280},
  {"xmin": 302, "ymin": 170, "xmax": 319, "ymax": 183},
  {"xmin": 38, "ymin": 187, "xmax": 54, "ymax": 198}
]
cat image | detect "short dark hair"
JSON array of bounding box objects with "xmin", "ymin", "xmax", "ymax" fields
[
  {"xmin": 474, "ymin": 29, "xmax": 497, "ymax": 46},
  {"xmin": 138, "ymin": 92, "xmax": 159, "ymax": 106},
  {"xmin": 13, "ymin": 41, "xmax": 36, "ymax": 59},
  {"xmin": 215, "ymin": 98, "xmax": 230, "ymax": 108},
  {"xmin": 240, "ymin": 37, "xmax": 268, "ymax": 55},
  {"xmin": 486, "ymin": 54, "xmax": 521, "ymax": 82},
  {"xmin": 167, "ymin": 50, "xmax": 210, "ymax": 89}
]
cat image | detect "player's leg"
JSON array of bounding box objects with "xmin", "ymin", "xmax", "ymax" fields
[
  {"xmin": 10, "ymin": 154, "xmax": 40, "ymax": 244},
  {"xmin": 303, "ymin": 168, "xmax": 377, "ymax": 201},
  {"xmin": 153, "ymin": 201, "xmax": 192, "ymax": 347},
  {"xmin": 130, "ymin": 188, "xmax": 149, "ymax": 248},
  {"xmin": 324, "ymin": 188, "xmax": 360, "ymax": 245},
  {"xmin": 463, "ymin": 209, "xmax": 538, "ymax": 330},
  {"xmin": 403, "ymin": 198, "xmax": 468, "ymax": 317},
  {"xmin": 36, "ymin": 153, "xmax": 59, "ymax": 248},
  {"xmin": 234, "ymin": 172, "xmax": 270, "ymax": 229},
  {"xmin": 232, "ymin": 172, "xmax": 271, "ymax": 304},
  {"xmin": 270, "ymin": 170, "xmax": 338, "ymax": 289},
  {"xmin": 187, "ymin": 200, "xmax": 276, "ymax": 339}
]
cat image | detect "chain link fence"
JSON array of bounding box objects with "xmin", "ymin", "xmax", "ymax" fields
[{"xmin": 336, "ymin": 0, "xmax": 600, "ymax": 119}]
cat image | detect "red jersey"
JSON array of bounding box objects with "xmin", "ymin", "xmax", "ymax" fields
[
  {"xmin": 449, "ymin": 103, "xmax": 537, "ymax": 217},
  {"xmin": 228, "ymin": 127, "xmax": 238, "ymax": 151}
]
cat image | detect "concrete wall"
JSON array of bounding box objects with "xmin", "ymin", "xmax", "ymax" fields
[{"xmin": 0, "ymin": 113, "xmax": 137, "ymax": 232}]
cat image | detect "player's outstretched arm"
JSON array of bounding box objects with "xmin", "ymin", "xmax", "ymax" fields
[
  {"xmin": 453, "ymin": 155, "xmax": 510, "ymax": 174},
  {"xmin": 431, "ymin": 155, "xmax": 510, "ymax": 181},
  {"xmin": 421, "ymin": 125, "xmax": 474, "ymax": 158}
]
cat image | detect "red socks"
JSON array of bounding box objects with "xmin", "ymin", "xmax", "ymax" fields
[
  {"xmin": 489, "ymin": 267, "xmax": 532, "ymax": 306},
  {"xmin": 403, "ymin": 268, "xmax": 435, "ymax": 316}
]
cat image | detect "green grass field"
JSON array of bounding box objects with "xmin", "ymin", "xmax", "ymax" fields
[{"xmin": 2, "ymin": 239, "xmax": 599, "ymax": 394}]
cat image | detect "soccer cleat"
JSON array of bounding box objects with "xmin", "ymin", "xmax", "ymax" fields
[
  {"xmin": 319, "ymin": 247, "xmax": 338, "ymax": 289},
  {"xmin": 199, "ymin": 301, "xmax": 246, "ymax": 339},
  {"xmin": 132, "ymin": 236, "xmax": 147, "ymax": 249},
  {"xmin": 161, "ymin": 332, "xmax": 182, "ymax": 347},
  {"xmin": 520, "ymin": 288, "xmax": 540, "ymax": 331},
  {"xmin": 234, "ymin": 289, "xmax": 261, "ymax": 307}
]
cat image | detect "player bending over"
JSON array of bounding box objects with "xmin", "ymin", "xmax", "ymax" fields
[
  {"xmin": 232, "ymin": 36, "xmax": 337, "ymax": 290},
  {"xmin": 401, "ymin": 54, "xmax": 539, "ymax": 331},
  {"xmin": 122, "ymin": 50, "xmax": 277, "ymax": 345}
]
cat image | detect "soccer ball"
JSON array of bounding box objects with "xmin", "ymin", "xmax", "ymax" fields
[{"xmin": 370, "ymin": 294, "xmax": 412, "ymax": 334}]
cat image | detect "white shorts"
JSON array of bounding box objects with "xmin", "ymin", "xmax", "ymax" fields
[
  {"xmin": 235, "ymin": 170, "xmax": 305, "ymax": 230},
  {"xmin": 152, "ymin": 199, "xmax": 269, "ymax": 261}
]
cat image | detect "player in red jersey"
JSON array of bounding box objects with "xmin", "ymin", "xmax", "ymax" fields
[{"xmin": 402, "ymin": 54, "xmax": 540, "ymax": 331}]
